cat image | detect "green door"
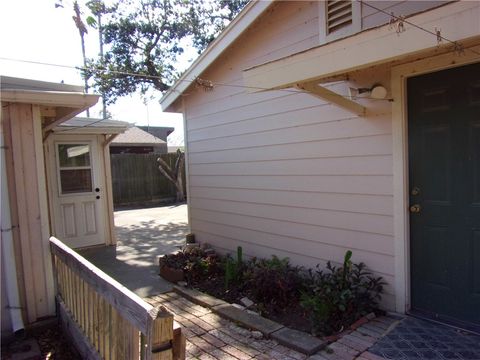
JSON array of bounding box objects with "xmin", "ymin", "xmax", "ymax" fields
[{"xmin": 408, "ymin": 62, "xmax": 480, "ymax": 330}]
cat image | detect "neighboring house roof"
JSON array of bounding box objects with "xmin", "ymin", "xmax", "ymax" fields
[
  {"xmin": 54, "ymin": 117, "xmax": 130, "ymax": 135},
  {"xmin": 138, "ymin": 126, "xmax": 174, "ymax": 142},
  {"xmin": 111, "ymin": 126, "xmax": 166, "ymax": 147},
  {"xmin": 159, "ymin": 0, "xmax": 272, "ymax": 111}
]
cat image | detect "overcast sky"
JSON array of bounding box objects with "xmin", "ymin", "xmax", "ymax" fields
[{"xmin": 0, "ymin": 0, "xmax": 197, "ymax": 145}]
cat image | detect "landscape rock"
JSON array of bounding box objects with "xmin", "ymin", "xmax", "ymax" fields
[{"xmin": 240, "ymin": 297, "xmax": 254, "ymax": 308}]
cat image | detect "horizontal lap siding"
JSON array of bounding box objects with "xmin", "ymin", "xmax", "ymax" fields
[
  {"xmin": 362, "ymin": 1, "xmax": 448, "ymax": 29},
  {"xmin": 184, "ymin": 2, "xmax": 395, "ymax": 308}
]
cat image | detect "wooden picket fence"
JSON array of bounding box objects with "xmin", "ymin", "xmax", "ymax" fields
[{"xmin": 50, "ymin": 237, "xmax": 185, "ymax": 360}]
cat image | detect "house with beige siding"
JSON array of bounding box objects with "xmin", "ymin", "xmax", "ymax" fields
[
  {"xmin": 1, "ymin": 76, "xmax": 128, "ymax": 339},
  {"xmin": 160, "ymin": 1, "xmax": 480, "ymax": 332}
]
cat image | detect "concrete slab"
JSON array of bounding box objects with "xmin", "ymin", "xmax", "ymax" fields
[
  {"xmin": 271, "ymin": 327, "xmax": 326, "ymax": 355},
  {"xmin": 213, "ymin": 304, "xmax": 284, "ymax": 336},
  {"xmin": 173, "ymin": 285, "xmax": 228, "ymax": 308},
  {"xmin": 79, "ymin": 204, "xmax": 188, "ymax": 298}
]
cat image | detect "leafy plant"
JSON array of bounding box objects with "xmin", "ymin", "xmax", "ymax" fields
[
  {"xmin": 160, "ymin": 247, "xmax": 221, "ymax": 283},
  {"xmin": 300, "ymin": 250, "xmax": 384, "ymax": 335},
  {"xmin": 244, "ymin": 255, "xmax": 305, "ymax": 309},
  {"xmin": 225, "ymin": 246, "xmax": 243, "ymax": 290}
]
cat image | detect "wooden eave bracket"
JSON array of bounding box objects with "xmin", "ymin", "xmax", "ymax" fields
[
  {"xmin": 103, "ymin": 133, "xmax": 120, "ymax": 147},
  {"xmin": 42, "ymin": 107, "xmax": 78, "ymax": 132},
  {"xmin": 296, "ymin": 81, "xmax": 366, "ymax": 116}
]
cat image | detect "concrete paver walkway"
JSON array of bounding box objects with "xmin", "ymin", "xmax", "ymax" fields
[
  {"xmin": 79, "ymin": 204, "xmax": 188, "ymax": 297},
  {"xmin": 147, "ymin": 291, "xmax": 406, "ymax": 360},
  {"xmin": 147, "ymin": 292, "xmax": 310, "ymax": 360}
]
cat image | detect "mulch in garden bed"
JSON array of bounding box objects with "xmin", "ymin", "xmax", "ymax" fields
[{"xmin": 188, "ymin": 272, "xmax": 312, "ymax": 334}]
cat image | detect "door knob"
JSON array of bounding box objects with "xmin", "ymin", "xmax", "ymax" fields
[
  {"xmin": 410, "ymin": 204, "xmax": 421, "ymax": 213},
  {"xmin": 96, "ymin": 195, "xmax": 100, "ymax": 200}
]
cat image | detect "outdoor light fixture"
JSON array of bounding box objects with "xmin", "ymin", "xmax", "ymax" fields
[{"xmin": 349, "ymin": 84, "xmax": 388, "ymax": 99}]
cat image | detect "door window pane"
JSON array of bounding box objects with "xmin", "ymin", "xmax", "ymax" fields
[
  {"xmin": 58, "ymin": 144, "xmax": 91, "ymax": 167},
  {"xmin": 60, "ymin": 169, "xmax": 93, "ymax": 194}
]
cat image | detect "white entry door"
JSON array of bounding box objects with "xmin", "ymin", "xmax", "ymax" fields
[{"xmin": 48, "ymin": 135, "xmax": 106, "ymax": 248}]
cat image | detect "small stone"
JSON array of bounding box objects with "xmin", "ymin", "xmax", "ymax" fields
[
  {"xmin": 251, "ymin": 331, "xmax": 263, "ymax": 339},
  {"xmin": 232, "ymin": 303, "xmax": 245, "ymax": 310},
  {"xmin": 240, "ymin": 297, "xmax": 254, "ymax": 308},
  {"xmin": 366, "ymin": 312, "xmax": 376, "ymax": 320},
  {"xmin": 177, "ymin": 281, "xmax": 188, "ymax": 287}
]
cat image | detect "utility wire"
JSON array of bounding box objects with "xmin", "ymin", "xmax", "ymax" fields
[
  {"xmin": 0, "ymin": 56, "xmax": 389, "ymax": 100},
  {"xmin": 359, "ymin": 0, "xmax": 480, "ymax": 56},
  {"xmin": 2, "ymin": 2, "xmax": 477, "ymax": 133}
]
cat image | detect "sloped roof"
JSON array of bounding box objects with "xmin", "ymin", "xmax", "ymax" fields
[
  {"xmin": 1, "ymin": 75, "xmax": 84, "ymax": 93},
  {"xmin": 138, "ymin": 126, "xmax": 174, "ymax": 141},
  {"xmin": 1, "ymin": 76, "xmax": 99, "ymax": 125},
  {"xmin": 159, "ymin": 0, "xmax": 273, "ymax": 112},
  {"xmin": 54, "ymin": 117, "xmax": 130, "ymax": 134},
  {"xmin": 111, "ymin": 126, "xmax": 166, "ymax": 146}
]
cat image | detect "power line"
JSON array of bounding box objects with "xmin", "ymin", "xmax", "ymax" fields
[
  {"xmin": 2, "ymin": 2, "xmax": 477, "ymax": 135},
  {"xmin": 54, "ymin": 117, "xmax": 112, "ymax": 133},
  {"xmin": 359, "ymin": 0, "xmax": 480, "ymax": 56},
  {"xmin": 0, "ymin": 56, "xmax": 390, "ymax": 101}
]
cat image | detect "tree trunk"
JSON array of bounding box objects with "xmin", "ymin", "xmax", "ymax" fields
[{"xmin": 157, "ymin": 151, "xmax": 185, "ymax": 203}]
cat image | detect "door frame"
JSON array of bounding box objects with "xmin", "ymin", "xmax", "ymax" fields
[
  {"xmin": 45, "ymin": 133, "xmax": 110, "ymax": 248},
  {"xmin": 391, "ymin": 44, "xmax": 480, "ymax": 315}
]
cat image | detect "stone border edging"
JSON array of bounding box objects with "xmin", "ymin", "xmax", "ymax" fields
[{"xmin": 173, "ymin": 285, "xmax": 326, "ymax": 355}]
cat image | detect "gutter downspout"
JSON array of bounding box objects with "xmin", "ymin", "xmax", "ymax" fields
[{"xmin": 1, "ymin": 129, "xmax": 25, "ymax": 335}]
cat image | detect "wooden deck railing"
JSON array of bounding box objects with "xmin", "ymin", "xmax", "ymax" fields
[{"xmin": 50, "ymin": 236, "xmax": 185, "ymax": 360}]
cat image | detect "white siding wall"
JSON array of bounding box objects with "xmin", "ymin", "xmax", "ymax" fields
[
  {"xmin": 183, "ymin": 1, "xmax": 450, "ymax": 310},
  {"xmin": 361, "ymin": 1, "xmax": 449, "ymax": 30}
]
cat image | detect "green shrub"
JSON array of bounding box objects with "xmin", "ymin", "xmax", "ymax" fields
[
  {"xmin": 224, "ymin": 246, "xmax": 244, "ymax": 290},
  {"xmin": 300, "ymin": 250, "xmax": 384, "ymax": 335},
  {"xmin": 161, "ymin": 247, "xmax": 221, "ymax": 283},
  {"xmin": 244, "ymin": 255, "xmax": 305, "ymax": 309}
]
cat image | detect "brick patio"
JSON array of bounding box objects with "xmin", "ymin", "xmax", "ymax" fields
[{"xmin": 146, "ymin": 291, "xmax": 401, "ymax": 360}]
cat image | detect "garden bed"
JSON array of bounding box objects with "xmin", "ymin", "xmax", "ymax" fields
[{"xmin": 159, "ymin": 245, "xmax": 385, "ymax": 337}]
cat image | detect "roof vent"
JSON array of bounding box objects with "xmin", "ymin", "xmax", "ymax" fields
[{"xmin": 327, "ymin": 0, "xmax": 353, "ymax": 34}]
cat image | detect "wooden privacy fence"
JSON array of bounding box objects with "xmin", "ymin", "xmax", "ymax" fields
[
  {"xmin": 110, "ymin": 153, "xmax": 186, "ymax": 207},
  {"xmin": 50, "ymin": 237, "xmax": 185, "ymax": 360}
]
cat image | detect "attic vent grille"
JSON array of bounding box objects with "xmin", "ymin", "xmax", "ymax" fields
[{"xmin": 327, "ymin": 0, "xmax": 353, "ymax": 34}]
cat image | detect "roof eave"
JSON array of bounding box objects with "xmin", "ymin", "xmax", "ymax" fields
[
  {"xmin": 159, "ymin": 0, "xmax": 273, "ymax": 112},
  {"xmin": 2, "ymin": 89, "xmax": 101, "ymax": 129},
  {"xmin": 242, "ymin": 1, "xmax": 480, "ymax": 91}
]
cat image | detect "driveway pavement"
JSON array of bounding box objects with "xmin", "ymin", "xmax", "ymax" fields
[{"xmin": 79, "ymin": 204, "xmax": 188, "ymax": 297}]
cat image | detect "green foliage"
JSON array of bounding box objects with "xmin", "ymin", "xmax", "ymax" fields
[
  {"xmin": 224, "ymin": 246, "xmax": 244, "ymax": 290},
  {"xmin": 244, "ymin": 256, "xmax": 305, "ymax": 309},
  {"xmin": 84, "ymin": 0, "xmax": 249, "ymax": 104},
  {"xmin": 300, "ymin": 251, "xmax": 384, "ymax": 335},
  {"xmin": 161, "ymin": 247, "xmax": 221, "ymax": 283}
]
